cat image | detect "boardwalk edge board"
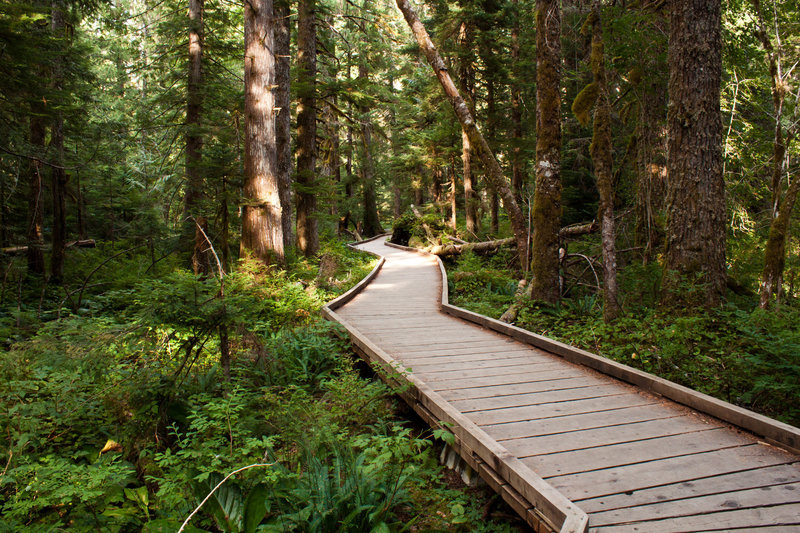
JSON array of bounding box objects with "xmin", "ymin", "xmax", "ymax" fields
[
  {"xmin": 384, "ymin": 240, "xmax": 800, "ymax": 455},
  {"xmin": 324, "ymin": 236, "xmax": 589, "ymax": 533}
]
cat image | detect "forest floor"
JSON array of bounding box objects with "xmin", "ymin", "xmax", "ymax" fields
[{"xmin": 0, "ymin": 239, "xmax": 526, "ymax": 532}]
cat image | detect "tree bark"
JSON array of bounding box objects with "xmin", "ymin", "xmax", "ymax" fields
[
  {"xmin": 760, "ymin": 159, "xmax": 799, "ymax": 308},
  {"xmin": 530, "ymin": 0, "xmax": 563, "ymax": 303},
  {"xmin": 459, "ymin": 22, "xmax": 478, "ymax": 235},
  {"xmin": 663, "ymin": 0, "xmax": 726, "ymax": 307},
  {"xmin": 588, "ymin": 3, "xmax": 620, "ymax": 321},
  {"xmin": 296, "ymin": 0, "xmax": 319, "ymax": 256},
  {"xmin": 359, "ymin": 64, "xmax": 383, "ymax": 236},
  {"xmin": 395, "ymin": 0, "xmax": 529, "ymax": 268},
  {"xmin": 428, "ymin": 237, "xmax": 515, "ymax": 256},
  {"xmin": 27, "ymin": 111, "xmax": 46, "ymax": 276},
  {"xmin": 449, "ymin": 159, "xmax": 457, "ymax": 229},
  {"xmin": 510, "ymin": 0, "xmax": 523, "ymax": 201},
  {"xmin": 50, "ymin": 0, "xmax": 67, "ymax": 283},
  {"xmin": 275, "ymin": 0, "xmax": 293, "ymax": 254},
  {"xmin": 242, "ymin": 0, "xmax": 284, "ymax": 264},
  {"xmin": 185, "ymin": 0, "xmax": 205, "ymax": 263}
]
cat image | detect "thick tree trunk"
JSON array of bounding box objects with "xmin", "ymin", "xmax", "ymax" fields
[
  {"xmin": 429, "ymin": 237, "xmax": 515, "ymax": 256},
  {"xmin": 359, "ymin": 64, "xmax": 383, "ymax": 236},
  {"xmin": 242, "ymin": 0, "xmax": 284, "ymax": 264},
  {"xmin": 635, "ymin": 84, "xmax": 667, "ymax": 264},
  {"xmin": 27, "ymin": 112, "xmax": 46, "ymax": 276},
  {"xmin": 663, "ymin": 0, "xmax": 726, "ymax": 307},
  {"xmin": 275, "ymin": 0, "xmax": 293, "ymax": 254},
  {"xmin": 50, "ymin": 0, "xmax": 67, "ymax": 283},
  {"xmin": 185, "ymin": 0, "xmax": 205, "ymax": 263},
  {"xmin": 589, "ymin": 3, "xmax": 620, "ymax": 321},
  {"xmin": 530, "ymin": 0, "xmax": 563, "ymax": 303},
  {"xmin": 395, "ymin": 0, "xmax": 529, "ymax": 268},
  {"xmin": 296, "ymin": 0, "xmax": 319, "ymax": 256}
]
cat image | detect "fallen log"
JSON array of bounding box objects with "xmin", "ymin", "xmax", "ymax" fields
[
  {"xmin": 428, "ymin": 237, "xmax": 515, "ymax": 256},
  {"xmin": 499, "ymin": 279, "xmax": 532, "ymax": 323},
  {"xmin": 1, "ymin": 239, "xmax": 96, "ymax": 255},
  {"xmin": 411, "ymin": 204, "xmax": 438, "ymax": 244}
]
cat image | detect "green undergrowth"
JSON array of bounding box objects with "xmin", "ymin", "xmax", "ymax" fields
[
  {"xmin": 0, "ymin": 238, "xmax": 522, "ymax": 532},
  {"xmin": 446, "ymin": 252, "xmax": 800, "ymax": 427}
]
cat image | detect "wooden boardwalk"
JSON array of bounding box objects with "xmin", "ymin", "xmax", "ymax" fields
[{"xmin": 323, "ymin": 236, "xmax": 800, "ymax": 533}]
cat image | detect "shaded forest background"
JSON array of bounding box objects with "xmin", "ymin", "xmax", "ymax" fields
[{"xmin": 0, "ymin": 0, "xmax": 799, "ymax": 530}]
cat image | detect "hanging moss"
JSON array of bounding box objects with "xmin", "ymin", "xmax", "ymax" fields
[
  {"xmin": 580, "ymin": 10, "xmax": 598, "ymax": 36},
  {"xmin": 571, "ymin": 82, "xmax": 599, "ymax": 127}
]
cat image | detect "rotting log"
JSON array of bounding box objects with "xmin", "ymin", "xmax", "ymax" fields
[
  {"xmin": 2, "ymin": 239, "xmax": 96, "ymax": 255},
  {"xmin": 500, "ymin": 279, "xmax": 532, "ymax": 323},
  {"xmin": 428, "ymin": 237, "xmax": 515, "ymax": 256}
]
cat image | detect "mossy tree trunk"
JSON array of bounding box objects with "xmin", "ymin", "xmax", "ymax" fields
[
  {"xmin": 588, "ymin": 3, "xmax": 620, "ymax": 321},
  {"xmin": 395, "ymin": 0, "xmax": 529, "ymax": 269},
  {"xmin": 510, "ymin": 0, "xmax": 524, "ymax": 201},
  {"xmin": 296, "ymin": 0, "xmax": 319, "ymax": 256},
  {"xmin": 753, "ymin": 0, "xmax": 797, "ymax": 308},
  {"xmin": 530, "ymin": 0, "xmax": 563, "ymax": 303},
  {"xmin": 662, "ymin": 0, "xmax": 726, "ymax": 307}
]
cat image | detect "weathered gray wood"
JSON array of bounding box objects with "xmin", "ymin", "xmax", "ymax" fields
[
  {"xmin": 593, "ymin": 502, "xmax": 800, "ymax": 532},
  {"xmin": 524, "ymin": 428, "xmax": 755, "ymax": 477},
  {"xmin": 468, "ymin": 393, "xmax": 657, "ymax": 426},
  {"xmin": 502, "ymin": 417, "xmax": 724, "ymax": 457},
  {"xmin": 438, "ymin": 376, "xmax": 609, "ymax": 402},
  {"xmin": 578, "ymin": 463, "xmax": 800, "ymax": 513},
  {"xmin": 590, "ymin": 482, "xmax": 800, "ymax": 527},
  {"xmin": 452, "ymin": 385, "xmax": 631, "ymax": 412},
  {"xmin": 324, "ymin": 237, "xmax": 800, "ymax": 533},
  {"xmin": 484, "ymin": 404, "xmax": 688, "ymax": 441},
  {"xmin": 550, "ymin": 445, "xmax": 796, "ymax": 501}
]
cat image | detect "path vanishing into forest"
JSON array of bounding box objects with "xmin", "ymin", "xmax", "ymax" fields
[{"xmin": 323, "ymin": 236, "xmax": 800, "ymax": 533}]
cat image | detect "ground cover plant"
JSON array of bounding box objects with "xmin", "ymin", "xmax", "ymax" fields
[{"xmin": 0, "ymin": 240, "xmax": 524, "ymax": 532}]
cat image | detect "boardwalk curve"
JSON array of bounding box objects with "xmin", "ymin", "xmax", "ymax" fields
[{"xmin": 323, "ymin": 236, "xmax": 800, "ymax": 532}]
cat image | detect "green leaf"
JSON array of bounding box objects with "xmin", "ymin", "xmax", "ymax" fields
[{"xmin": 243, "ymin": 483, "xmax": 269, "ymax": 533}]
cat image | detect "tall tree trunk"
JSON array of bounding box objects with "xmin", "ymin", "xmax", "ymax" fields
[
  {"xmin": 459, "ymin": 22, "xmax": 478, "ymax": 234},
  {"xmin": 275, "ymin": 0, "xmax": 293, "ymax": 254},
  {"xmin": 588, "ymin": 3, "xmax": 620, "ymax": 321},
  {"xmin": 27, "ymin": 112, "xmax": 46, "ymax": 276},
  {"xmin": 359, "ymin": 64, "xmax": 383, "ymax": 236},
  {"xmin": 339, "ymin": 92, "xmax": 354, "ymax": 235},
  {"xmin": 634, "ymin": 83, "xmax": 667, "ymax": 264},
  {"xmin": 663, "ymin": 0, "xmax": 726, "ymax": 307},
  {"xmin": 486, "ymin": 69, "xmax": 499, "ymax": 235},
  {"xmin": 50, "ymin": 0, "xmax": 67, "ymax": 283},
  {"xmin": 184, "ymin": 0, "xmax": 205, "ymax": 263},
  {"xmin": 449, "ymin": 158, "xmax": 458, "ymax": 229},
  {"xmin": 296, "ymin": 0, "xmax": 318, "ymax": 256},
  {"xmin": 242, "ymin": 0, "xmax": 284, "ymax": 264},
  {"xmin": 510, "ymin": 0, "xmax": 523, "ymax": 201},
  {"xmin": 530, "ymin": 0, "xmax": 562, "ymax": 303},
  {"xmin": 753, "ymin": 0, "xmax": 796, "ymax": 307},
  {"xmin": 395, "ymin": 0, "xmax": 529, "ymax": 268}
]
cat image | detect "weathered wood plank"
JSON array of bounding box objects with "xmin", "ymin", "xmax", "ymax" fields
[
  {"xmin": 523, "ymin": 427, "xmax": 753, "ymax": 478},
  {"xmin": 590, "ymin": 482, "xmax": 800, "ymax": 527},
  {"xmin": 430, "ymin": 369, "xmax": 588, "ymax": 390},
  {"xmin": 438, "ymin": 376, "xmax": 608, "ymax": 401},
  {"xmin": 485, "ymin": 404, "xmax": 687, "ymax": 441},
  {"xmin": 592, "ymin": 502, "xmax": 800, "ymax": 532},
  {"xmin": 550, "ymin": 445, "xmax": 797, "ymax": 501},
  {"xmin": 452, "ymin": 385, "xmax": 631, "ymax": 413},
  {"xmin": 577, "ymin": 463, "xmax": 800, "ymax": 513},
  {"xmin": 468, "ymin": 394, "xmax": 657, "ymax": 426},
  {"xmin": 408, "ymin": 355, "xmax": 556, "ymax": 374},
  {"xmin": 501, "ymin": 417, "xmax": 723, "ymax": 457}
]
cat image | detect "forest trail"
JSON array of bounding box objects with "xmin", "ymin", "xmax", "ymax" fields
[{"xmin": 324, "ymin": 237, "xmax": 800, "ymax": 533}]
